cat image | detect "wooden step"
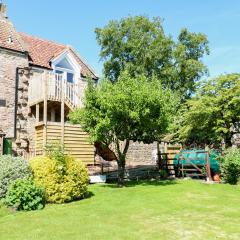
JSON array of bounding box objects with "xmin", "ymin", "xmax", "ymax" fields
[
  {"xmin": 180, "ymin": 164, "xmax": 205, "ymax": 167},
  {"xmin": 182, "ymin": 168, "xmax": 202, "ymax": 172},
  {"xmin": 186, "ymin": 173, "xmax": 204, "ymax": 177}
]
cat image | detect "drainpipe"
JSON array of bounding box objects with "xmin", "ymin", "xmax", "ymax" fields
[{"xmin": 14, "ymin": 67, "xmax": 19, "ymax": 139}]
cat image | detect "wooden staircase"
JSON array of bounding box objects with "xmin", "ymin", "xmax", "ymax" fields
[{"xmin": 64, "ymin": 97, "xmax": 76, "ymax": 111}]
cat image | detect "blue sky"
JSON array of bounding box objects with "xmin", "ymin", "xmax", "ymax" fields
[{"xmin": 7, "ymin": 0, "xmax": 240, "ymax": 77}]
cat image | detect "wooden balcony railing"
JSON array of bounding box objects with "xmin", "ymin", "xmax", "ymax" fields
[{"xmin": 28, "ymin": 72, "xmax": 82, "ymax": 109}]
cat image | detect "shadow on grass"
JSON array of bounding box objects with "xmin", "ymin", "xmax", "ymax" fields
[
  {"xmin": 42, "ymin": 191, "xmax": 95, "ymax": 207},
  {"xmin": 65, "ymin": 191, "xmax": 95, "ymax": 204},
  {"xmin": 100, "ymin": 179, "xmax": 178, "ymax": 188},
  {"xmin": 84, "ymin": 191, "xmax": 95, "ymax": 199},
  {"xmin": 0, "ymin": 204, "xmax": 11, "ymax": 218}
]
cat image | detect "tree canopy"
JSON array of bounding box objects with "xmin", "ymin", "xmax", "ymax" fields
[
  {"xmin": 174, "ymin": 74, "xmax": 240, "ymax": 148},
  {"xmin": 71, "ymin": 15, "xmax": 211, "ymax": 184},
  {"xmin": 96, "ymin": 16, "xmax": 209, "ymax": 100},
  {"xmin": 70, "ymin": 72, "xmax": 177, "ymax": 184}
]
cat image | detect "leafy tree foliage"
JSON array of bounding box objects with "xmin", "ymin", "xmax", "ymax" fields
[
  {"xmin": 70, "ymin": 73, "xmax": 176, "ymax": 185},
  {"xmin": 71, "ymin": 15, "xmax": 209, "ymax": 184},
  {"xmin": 174, "ymin": 74, "xmax": 240, "ymax": 147},
  {"xmin": 220, "ymin": 148, "xmax": 240, "ymax": 184},
  {"xmin": 174, "ymin": 28, "xmax": 209, "ymax": 98},
  {"xmin": 96, "ymin": 16, "xmax": 209, "ymax": 100}
]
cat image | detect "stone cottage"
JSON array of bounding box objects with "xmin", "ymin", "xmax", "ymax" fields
[{"xmin": 0, "ymin": 3, "xmax": 98, "ymax": 164}]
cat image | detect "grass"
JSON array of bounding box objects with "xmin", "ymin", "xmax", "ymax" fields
[
  {"xmin": 0, "ymin": 180, "xmax": 240, "ymax": 240},
  {"xmin": 0, "ymin": 202, "xmax": 10, "ymax": 218}
]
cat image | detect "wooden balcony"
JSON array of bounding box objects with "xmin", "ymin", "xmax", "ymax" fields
[
  {"xmin": 29, "ymin": 73, "xmax": 91, "ymax": 159},
  {"xmin": 28, "ymin": 73, "xmax": 82, "ymax": 109}
]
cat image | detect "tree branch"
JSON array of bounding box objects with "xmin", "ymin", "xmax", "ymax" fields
[{"xmin": 123, "ymin": 139, "xmax": 130, "ymax": 156}]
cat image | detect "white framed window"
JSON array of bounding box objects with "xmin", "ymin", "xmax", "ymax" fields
[
  {"xmin": 52, "ymin": 51, "xmax": 81, "ymax": 84},
  {"xmin": 55, "ymin": 68, "xmax": 74, "ymax": 83}
]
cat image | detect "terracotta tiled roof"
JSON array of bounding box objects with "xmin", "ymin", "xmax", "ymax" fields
[
  {"xmin": 19, "ymin": 33, "xmax": 65, "ymax": 69},
  {"xmin": 0, "ymin": 18, "xmax": 27, "ymax": 53},
  {"xmin": 19, "ymin": 33, "xmax": 98, "ymax": 79},
  {"xmin": 0, "ymin": 17, "xmax": 98, "ymax": 79}
]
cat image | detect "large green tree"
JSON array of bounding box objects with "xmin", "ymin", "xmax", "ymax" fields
[
  {"xmin": 174, "ymin": 74, "xmax": 240, "ymax": 148},
  {"xmin": 96, "ymin": 16, "xmax": 209, "ymax": 100},
  {"xmin": 70, "ymin": 73, "xmax": 176, "ymax": 185}
]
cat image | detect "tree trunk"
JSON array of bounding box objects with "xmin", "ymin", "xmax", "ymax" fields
[
  {"xmin": 157, "ymin": 142, "xmax": 162, "ymax": 170},
  {"xmin": 222, "ymin": 133, "xmax": 233, "ymax": 150},
  {"xmin": 117, "ymin": 156, "xmax": 126, "ymax": 187},
  {"xmin": 225, "ymin": 133, "xmax": 233, "ymax": 148},
  {"xmin": 116, "ymin": 139, "xmax": 130, "ymax": 187}
]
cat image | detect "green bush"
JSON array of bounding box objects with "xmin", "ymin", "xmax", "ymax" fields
[
  {"xmin": 30, "ymin": 155, "xmax": 89, "ymax": 203},
  {"xmin": 220, "ymin": 148, "xmax": 240, "ymax": 184},
  {"xmin": 159, "ymin": 169, "xmax": 168, "ymax": 179},
  {"xmin": 0, "ymin": 155, "xmax": 32, "ymax": 198},
  {"xmin": 44, "ymin": 143, "xmax": 66, "ymax": 165},
  {"xmin": 4, "ymin": 179, "xmax": 45, "ymax": 211}
]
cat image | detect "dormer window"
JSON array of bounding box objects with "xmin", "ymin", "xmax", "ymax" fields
[
  {"xmin": 52, "ymin": 50, "xmax": 81, "ymax": 84},
  {"xmin": 55, "ymin": 58, "xmax": 75, "ymax": 83}
]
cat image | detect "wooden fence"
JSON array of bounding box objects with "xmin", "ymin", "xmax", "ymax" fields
[{"xmin": 35, "ymin": 123, "xmax": 95, "ymax": 165}]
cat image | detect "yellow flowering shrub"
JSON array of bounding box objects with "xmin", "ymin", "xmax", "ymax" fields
[{"xmin": 30, "ymin": 155, "xmax": 89, "ymax": 203}]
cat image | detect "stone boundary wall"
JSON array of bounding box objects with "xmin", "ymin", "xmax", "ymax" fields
[
  {"xmin": 90, "ymin": 141, "xmax": 166, "ymax": 175},
  {"xmin": 126, "ymin": 141, "xmax": 159, "ymax": 166}
]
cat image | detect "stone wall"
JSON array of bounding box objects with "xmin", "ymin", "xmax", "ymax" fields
[
  {"xmin": 0, "ymin": 49, "xmax": 43, "ymax": 156},
  {"xmin": 94, "ymin": 141, "xmax": 164, "ymax": 173},
  {"xmin": 91, "ymin": 141, "xmax": 166, "ymax": 176},
  {"xmin": 126, "ymin": 141, "xmax": 158, "ymax": 166},
  {"xmin": 232, "ymin": 133, "xmax": 240, "ymax": 147},
  {"xmin": 126, "ymin": 141, "xmax": 166, "ymax": 166},
  {"xmin": 0, "ymin": 48, "xmax": 28, "ymax": 138},
  {"xmin": 13, "ymin": 68, "xmax": 36, "ymax": 156},
  {"xmin": 78, "ymin": 77, "xmax": 88, "ymax": 108}
]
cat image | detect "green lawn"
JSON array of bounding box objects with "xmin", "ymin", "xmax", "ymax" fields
[{"xmin": 0, "ymin": 180, "xmax": 239, "ymax": 240}]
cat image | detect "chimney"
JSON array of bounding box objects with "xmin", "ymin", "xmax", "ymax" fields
[{"xmin": 0, "ymin": 2, "xmax": 7, "ymax": 18}]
